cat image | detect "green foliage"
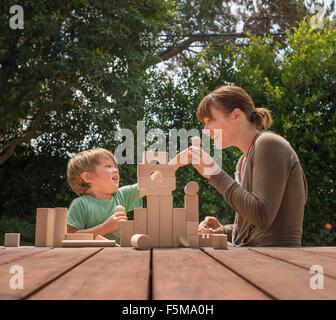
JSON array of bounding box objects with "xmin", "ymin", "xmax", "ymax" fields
[
  {"xmin": 145, "ymin": 19, "xmax": 336, "ymax": 245},
  {"xmin": 0, "ymin": 6, "xmax": 335, "ymax": 246}
]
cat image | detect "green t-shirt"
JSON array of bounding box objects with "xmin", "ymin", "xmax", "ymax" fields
[{"xmin": 67, "ymin": 183, "xmax": 143, "ymax": 242}]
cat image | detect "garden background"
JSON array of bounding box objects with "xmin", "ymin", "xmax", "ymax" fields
[{"xmin": 0, "ymin": 0, "xmax": 335, "ymax": 245}]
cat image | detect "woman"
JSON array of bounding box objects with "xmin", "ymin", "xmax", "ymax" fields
[{"xmin": 175, "ymin": 85, "xmax": 308, "ymax": 247}]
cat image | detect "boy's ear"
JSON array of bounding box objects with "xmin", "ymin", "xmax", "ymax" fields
[{"xmin": 80, "ymin": 172, "xmax": 93, "ymax": 184}]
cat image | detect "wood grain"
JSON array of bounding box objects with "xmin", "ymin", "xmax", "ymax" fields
[
  {"xmin": 251, "ymin": 247, "xmax": 336, "ymax": 279},
  {"xmin": 29, "ymin": 248, "xmax": 150, "ymax": 300},
  {"xmin": 152, "ymin": 248, "xmax": 269, "ymax": 300},
  {"xmin": 0, "ymin": 248, "xmax": 100, "ymax": 299},
  {"xmin": 204, "ymin": 248, "xmax": 336, "ymax": 300},
  {"xmin": 0, "ymin": 247, "xmax": 51, "ymax": 266}
]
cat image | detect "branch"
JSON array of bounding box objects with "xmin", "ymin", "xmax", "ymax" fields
[
  {"xmin": 158, "ymin": 36, "xmax": 202, "ymax": 62},
  {"xmin": 0, "ymin": 85, "xmax": 72, "ymax": 166},
  {"xmin": 0, "ymin": 107, "xmax": 45, "ymax": 166}
]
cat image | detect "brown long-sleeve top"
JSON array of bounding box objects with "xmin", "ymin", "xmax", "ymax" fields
[{"xmin": 209, "ymin": 130, "xmax": 308, "ymax": 247}]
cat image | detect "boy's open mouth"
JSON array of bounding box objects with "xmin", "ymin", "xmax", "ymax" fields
[{"xmin": 112, "ymin": 174, "xmax": 119, "ymax": 183}]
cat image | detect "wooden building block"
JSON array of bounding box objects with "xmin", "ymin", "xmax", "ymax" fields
[
  {"xmin": 4, "ymin": 233, "xmax": 20, "ymax": 247},
  {"xmin": 159, "ymin": 195, "xmax": 173, "ymax": 247},
  {"xmin": 65, "ymin": 233, "xmax": 94, "ymax": 240},
  {"xmin": 186, "ymin": 221, "xmax": 199, "ymax": 248},
  {"xmin": 53, "ymin": 207, "xmax": 68, "ymax": 247},
  {"xmin": 173, "ymin": 208, "xmax": 186, "ymax": 247},
  {"xmin": 144, "ymin": 187, "xmax": 174, "ymax": 196},
  {"xmin": 178, "ymin": 236, "xmax": 190, "ymax": 247},
  {"xmin": 212, "ymin": 234, "xmax": 228, "ymax": 250},
  {"xmin": 184, "ymin": 194, "xmax": 199, "ymax": 222},
  {"xmin": 199, "ymin": 233, "xmax": 213, "ymax": 247},
  {"xmin": 62, "ymin": 240, "xmax": 116, "ymax": 247},
  {"xmin": 114, "ymin": 205, "xmax": 126, "ymax": 213},
  {"xmin": 184, "ymin": 181, "xmax": 199, "ymax": 195},
  {"xmin": 138, "ymin": 164, "xmax": 177, "ymax": 178},
  {"xmin": 134, "ymin": 208, "xmax": 147, "ymax": 234},
  {"xmin": 146, "ymin": 195, "xmax": 160, "ymax": 247},
  {"xmin": 188, "ymin": 235, "xmax": 199, "ymax": 248},
  {"xmin": 120, "ymin": 220, "xmax": 134, "ymax": 247},
  {"xmin": 95, "ymin": 235, "xmax": 108, "ymax": 240},
  {"xmin": 138, "ymin": 177, "xmax": 176, "ymax": 192},
  {"xmin": 142, "ymin": 151, "xmax": 168, "ymax": 164},
  {"xmin": 35, "ymin": 208, "xmax": 55, "ymax": 247},
  {"xmin": 130, "ymin": 234, "xmax": 151, "ymax": 250}
]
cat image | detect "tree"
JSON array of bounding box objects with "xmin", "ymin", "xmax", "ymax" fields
[
  {"xmin": 145, "ymin": 19, "xmax": 336, "ymax": 245},
  {"xmin": 1, "ymin": 0, "xmax": 316, "ymax": 165}
]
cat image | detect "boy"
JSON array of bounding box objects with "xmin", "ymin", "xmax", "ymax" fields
[{"xmin": 66, "ymin": 148, "xmax": 143, "ymax": 242}]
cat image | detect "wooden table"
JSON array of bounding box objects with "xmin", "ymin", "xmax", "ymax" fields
[{"xmin": 0, "ymin": 246, "xmax": 335, "ymax": 300}]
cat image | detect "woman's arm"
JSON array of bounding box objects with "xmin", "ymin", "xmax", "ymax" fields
[{"xmin": 208, "ymin": 136, "xmax": 291, "ymax": 231}]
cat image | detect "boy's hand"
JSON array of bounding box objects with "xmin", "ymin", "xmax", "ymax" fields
[
  {"xmin": 103, "ymin": 211, "xmax": 128, "ymax": 234},
  {"xmin": 199, "ymin": 216, "xmax": 224, "ymax": 234}
]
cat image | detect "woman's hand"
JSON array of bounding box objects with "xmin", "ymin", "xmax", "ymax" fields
[
  {"xmin": 168, "ymin": 147, "xmax": 192, "ymax": 168},
  {"xmin": 189, "ymin": 146, "xmax": 221, "ymax": 179},
  {"xmin": 199, "ymin": 216, "xmax": 225, "ymax": 234}
]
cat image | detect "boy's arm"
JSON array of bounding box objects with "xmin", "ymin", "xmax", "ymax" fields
[
  {"xmin": 67, "ymin": 211, "xmax": 127, "ymax": 239},
  {"xmin": 67, "ymin": 222, "xmax": 109, "ymax": 239}
]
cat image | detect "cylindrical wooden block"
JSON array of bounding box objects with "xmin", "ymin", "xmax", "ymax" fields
[
  {"xmin": 130, "ymin": 234, "xmax": 151, "ymax": 250},
  {"xmin": 53, "ymin": 207, "xmax": 68, "ymax": 247},
  {"xmin": 184, "ymin": 181, "xmax": 199, "ymax": 195},
  {"xmin": 212, "ymin": 234, "xmax": 228, "ymax": 250},
  {"xmin": 114, "ymin": 205, "xmax": 126, "ymax": 213}
]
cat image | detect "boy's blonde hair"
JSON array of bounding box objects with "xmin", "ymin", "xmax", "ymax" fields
[{"xmin": 67, "ymin": 148, "xmax": 118, "ymax": 196}]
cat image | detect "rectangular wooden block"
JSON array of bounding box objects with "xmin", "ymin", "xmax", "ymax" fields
[
  {"xmin": 138, "ymin": 177, "xmax": 176, "ymax": 192},
  {"xmin": 145, "ymin": 187, "xmax": 174, "ymax": 196},
  {"xmin": 62, "ymin": 240, "xmax": 116, "ymax": 247},
  {"xmin": 137, "ymin": 164, "xmax": 176, "ymax": 178},
  {"xmin": 65, "ymin": 233, "xmax": 94, "ymax": 240},
  {"xmin": 147, "ymin": 195, "xmax": 160, "ymax": 247},
  {"xmin": 186, "ymin": 221, "xmax": 199, "ymax": 248},
  {"xmin": 4, "ymin": 233, "xmax": 20, "ymax": 247},
  {"xmin": 95, "ymin": 235, "xmax": 108, "ymax": 240},
  {"xmin": 173, "ymin": 208, "xmax": 186, "ymax": 247},
  {"xmin": 35, "ymin": 208, "xmax": 55, "ymax": 247},
  {"xmin": 53, "ymin": 207, "xmax": 68, "ymax": 247},
  {"xmin": 120, "ymin": 220, "xmax": 134, "ymax": 247},
  {"xmin": 134, "ymin": 208, "xmax": 147, "ymax": 234},
  {"xmin": 212, "ymin": 234, "xmax": 228, "ymax": 250},
  {"xmin": 199, "ymin": 233, "xmax": 213, "ymax": 247},
  {"xmin": 159, "ymin": 195, "xmax": 173, "ymax": 247},
  {"xmin": 184, "ymin": 194, "xmax": 199, "ymax": 221}
]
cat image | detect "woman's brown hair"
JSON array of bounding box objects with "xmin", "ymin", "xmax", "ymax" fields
[{"xmin": 196, "ymin": 85, "xmax": 273, "ymax": 130}]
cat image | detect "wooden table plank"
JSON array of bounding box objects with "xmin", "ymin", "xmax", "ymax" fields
[
  {"xmin": 301, "ymin": 247, "xmax": 336, "ymax": 259},
  {"xmin": 0, "ymin": 248, "xmax": 101, "ymax": 300},
  {"xmin": 0, "ymin": 247, "xmax": 51, "ymax": 266},
  {"xmin": 29, "ymin": 248, "xmax": 150, "ymax": 300},
  {"xmin": 152, "ymin": 248, "xmax": 270, "ymax": 300},
  {"xmin": 251, "ymin": 248, "xmax": 336, "ymax": 279},
  {"xmin": 203, "ymin": 248, "xmax": 336, "ymax": 300}
]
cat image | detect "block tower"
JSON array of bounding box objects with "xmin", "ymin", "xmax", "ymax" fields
[{"xmin": 120, "ymin": 151, "xmax": 200, "ymax": 248}]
